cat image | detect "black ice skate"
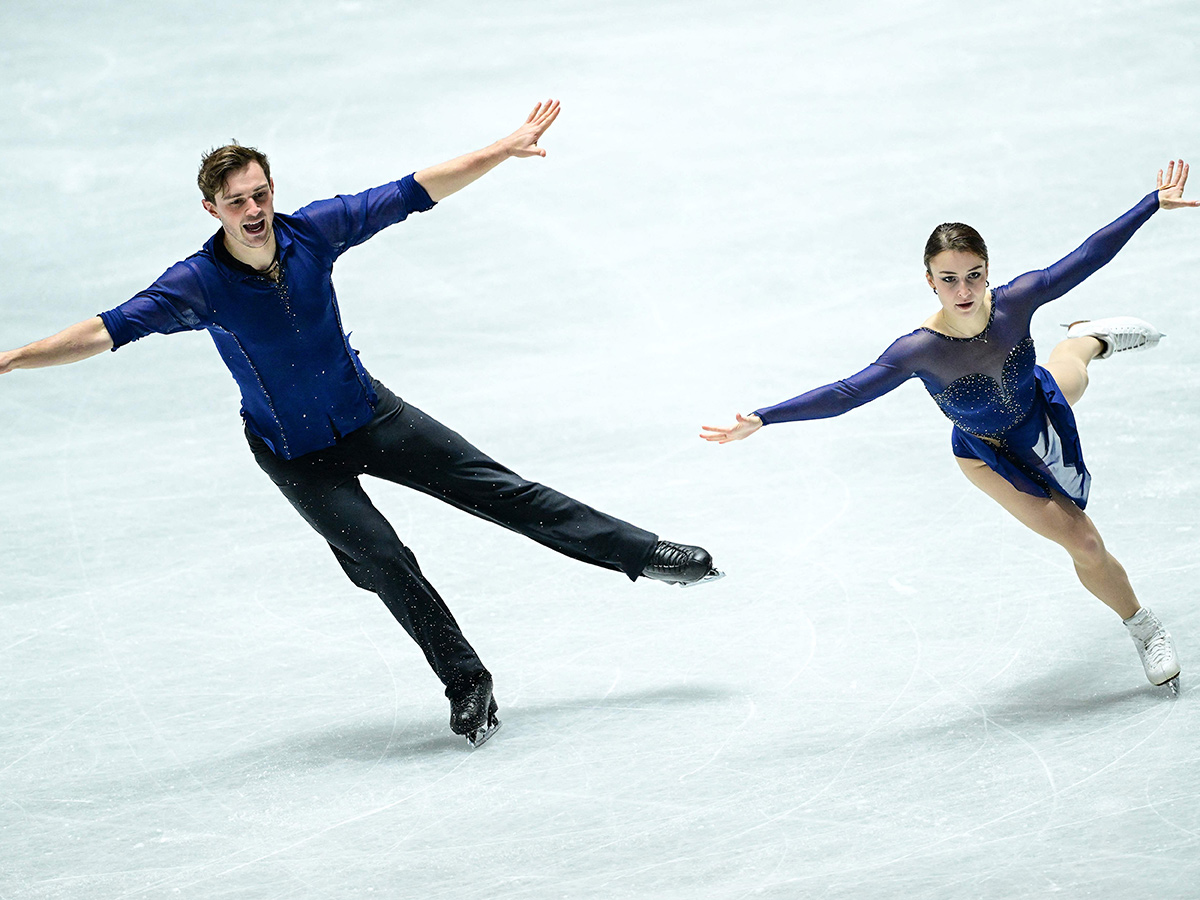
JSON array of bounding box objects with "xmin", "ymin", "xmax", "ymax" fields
[
  {"xmin": 449, "ymin": 673, "xmax": 502, "ymax": 748},
  {"xmin": 641, "ymin": 540, "xmax": 725, "ymax": 587}
]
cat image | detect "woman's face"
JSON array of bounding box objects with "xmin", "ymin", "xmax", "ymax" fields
[{"xmin": 925, "ymin": 250, "xmax": 989, "ymax": 321}]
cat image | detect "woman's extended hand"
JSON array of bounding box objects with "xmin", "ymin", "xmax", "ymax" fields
[
  {"xmin": 699, "ymin": 413, "xmax": 763, "ymax": 443},
  {"xmin": 1157, "ymin": 159, "xmax": 1199, "ymax": 210}
]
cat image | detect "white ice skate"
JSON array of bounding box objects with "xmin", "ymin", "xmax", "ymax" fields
[
  {"xmin": 1065, "ymin": 316, "xmax": 1164, "ymax": 359},
  {"xmin": 1123, "ymin": 607, "xmax": 1180, "ymax": 695}
]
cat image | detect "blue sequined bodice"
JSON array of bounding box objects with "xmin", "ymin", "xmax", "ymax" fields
[{"xmin": 928, "ymin": 337, "xmax": 1036, "ymax": 439}]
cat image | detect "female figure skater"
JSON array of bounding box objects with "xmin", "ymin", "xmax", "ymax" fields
[{"xmin": 702, "ymin": 161, "xmax": 1197, "ymax": 694}]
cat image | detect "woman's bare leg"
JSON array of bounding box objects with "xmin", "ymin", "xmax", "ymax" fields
[
  {"xmin": 956, "ymin": 456, "xmax": 1139, "ymax": 619},
  {"xmin": 1045, "ymin": 335, "xmax": 1103, "ymax": 407}
]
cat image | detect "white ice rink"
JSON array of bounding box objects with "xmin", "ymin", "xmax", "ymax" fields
[{"xmin": 3, "ymin": 2, "xmax": 1200, "ymax": 897}]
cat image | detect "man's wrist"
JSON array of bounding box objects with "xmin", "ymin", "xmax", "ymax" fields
[{"xmin": 481, "ymin": 139, "xmax": 512, "ymax": 163}]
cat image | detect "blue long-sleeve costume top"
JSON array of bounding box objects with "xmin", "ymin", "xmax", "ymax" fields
[
  {"xmin": 100, "ymin": 174, "xmax": 436, "ymax": 460},
  {"xmin": 753, "ymin": 191, "xmax": 1161, "ymax": 506}
]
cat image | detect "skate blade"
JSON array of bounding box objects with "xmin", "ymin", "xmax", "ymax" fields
[
  {"xmin": 681, "ymin": 567, "xmax": 726, "ymax": 588},
  {"xmin": 1163, "ymin": 675, "xmax": 1180, "ymax": 698},
  {"xmin": 466, "ymin": 716, "xmax": 502, "ymax": 749}
]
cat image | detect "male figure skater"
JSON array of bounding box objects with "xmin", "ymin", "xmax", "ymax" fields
[{"xmin": 0, "ymin": 100, "xmax": 719, "ymax": 747}]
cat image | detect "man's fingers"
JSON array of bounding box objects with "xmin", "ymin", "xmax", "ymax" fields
[
  {"xmin": 516, "ymin": 100, "xmax": 560, "ymax": 152},
  {"xmin": 533, "ymin": 101, "xmax": 561, "ymax": 133},
  {"xmin": 528, "ymin": 99, "xmax": 557, "ymax": 123}
]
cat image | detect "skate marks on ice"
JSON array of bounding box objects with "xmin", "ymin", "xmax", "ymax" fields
[
  {"xmin": 134, "ymin": 682, "xmax": 741, "ymax": 765},
  {"xmin": 392, "ymin": 682, "xmax": 733, "ymax": 760},
  {"xmin": 484, "ymin": 682, "xmax": 742, "ymax": 742}
]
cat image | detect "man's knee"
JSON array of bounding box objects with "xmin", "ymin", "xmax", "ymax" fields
[
  {"xmin": 331, "ymin": 535, "xmax": 419, "ymax": 588},
  {"xmin": 331, "ymin": 544, "xmax": 377, "ymax": 591}
]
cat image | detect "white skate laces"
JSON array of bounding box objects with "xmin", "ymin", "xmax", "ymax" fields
[
  {"xmin": 1123, "ymin": 607, "xmax": 1180, "ymax": 690},
  {"xmin": 1065, "ymin": 316, "xmax": 1164, "ymax": 359}
]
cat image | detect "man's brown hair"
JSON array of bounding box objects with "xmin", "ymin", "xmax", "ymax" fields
[{"xmin": 197, "ymin": 143, "xmax": 271, "ymax": 203}]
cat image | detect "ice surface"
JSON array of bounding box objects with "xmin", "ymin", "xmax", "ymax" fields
[{"xmin": 2, "ymin": 1, "xmax": 1199, "ymax": 898}]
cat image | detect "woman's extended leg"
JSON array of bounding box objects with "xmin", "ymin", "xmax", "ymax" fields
[
  {"xmin": 1045, "ymin": 335, "xmax": 1103, "ymax": 406},
  {"xmin": 956, "ymin": 456, "xmax": 1138, "ymax": 619},
  {"xmin": 1049, "ymin": 317, "xmax": 1166, "ymax": 405}
]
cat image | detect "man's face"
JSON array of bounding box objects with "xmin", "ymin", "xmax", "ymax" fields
[{"xmin": 202, "ymin": 162, "xmax": 275, "ymax": 254}]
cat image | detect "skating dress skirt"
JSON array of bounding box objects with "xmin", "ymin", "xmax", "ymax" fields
[{"xmin": 947, "ymin": 362, "xmax": 1089, "ymax": 508}]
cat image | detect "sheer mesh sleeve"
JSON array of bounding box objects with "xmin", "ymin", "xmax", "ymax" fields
[
  {"xmin": 295, "ymin": 174, "xmax": 436, "ymax": 256},
  {"xmin": 98, "ymin": 259, "xmax": 206, "ymax": 349},
  {"xmin": 753, "ymin": 333, "xmax": 925, "ymax": 425},
  {"xmin": 1000, "ymin": 190, "xmax": 1159, "ymax": 314}
]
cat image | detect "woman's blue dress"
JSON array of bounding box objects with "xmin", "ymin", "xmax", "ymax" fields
[{"xmin": 753, "ymin": 191, "xmax": 1161, "ymax": 510}]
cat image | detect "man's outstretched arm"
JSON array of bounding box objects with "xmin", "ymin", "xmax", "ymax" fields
[
  {"xmin": 414, "ymin": 99, "xmax": 561, "ymax": 202},
  {"xmin": 0, "ymin": 317, "xmax": 114, "ymax": 375}
]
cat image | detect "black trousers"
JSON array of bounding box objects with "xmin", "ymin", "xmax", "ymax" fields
[{"xmin": 247, "ymin": 381, "xmax": 658, "ymax": 694}]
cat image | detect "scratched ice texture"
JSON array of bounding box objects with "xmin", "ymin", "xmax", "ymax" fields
[{"xmin": 2, "ymin": 1, "xmax": 1199, "ymax": 898}]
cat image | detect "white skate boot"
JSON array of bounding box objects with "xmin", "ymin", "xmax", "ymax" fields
[
  {"xmin": 1065, "ymin": 316, "xmax": 1164, "ymax": 359},
  {"xmin": 1123, "ymin": 607, "xmax": 1180, "ymax": 695}
]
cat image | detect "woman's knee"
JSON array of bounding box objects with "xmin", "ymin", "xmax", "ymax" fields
[{"xmin": 1060, "ymin": 518, "xmax": 1106, "ymax": 567}]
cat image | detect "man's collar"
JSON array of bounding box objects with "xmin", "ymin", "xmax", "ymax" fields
[{"xmin": 208, "ymin": 222, "xmax": 291, "ymax": 281}]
